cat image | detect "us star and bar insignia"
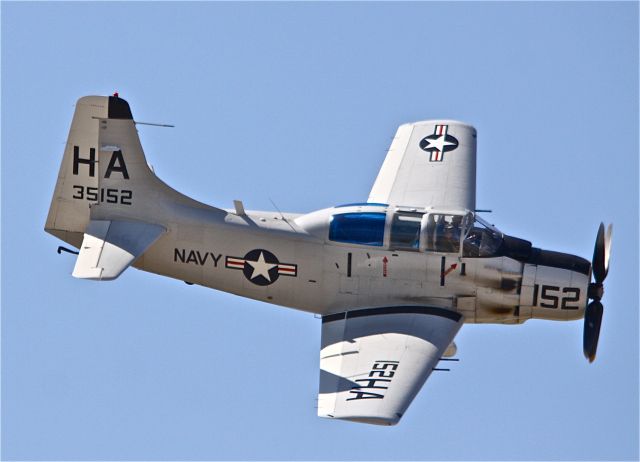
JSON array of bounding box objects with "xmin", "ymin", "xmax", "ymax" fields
[
  {"xmin": 419, "ymin": 124, "xmax": 459, "ymax": 162},
  {"xmin": 226, "ymin": 249, "xmax": 297, "ymax": 286}
]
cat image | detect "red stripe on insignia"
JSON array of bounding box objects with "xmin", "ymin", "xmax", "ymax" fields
[
  {"xmin": 226, "ymin": 257, "xmax": 245, "ymax": 269},
  {"xmin": 438, "ymin": 125, "xmax": 443, "ymax": 135},
  {"xmin": 278, "ymin": 264, "xmax": 297, "ymax": 276}
]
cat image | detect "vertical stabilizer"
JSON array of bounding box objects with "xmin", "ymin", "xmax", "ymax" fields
[
  {"xmin": 45, "ymin": 95, "xmax": 224, "ymax": 249},
  {"xmin": 45, "ymin": 95, "xmax": 162, "ymax": 247}
]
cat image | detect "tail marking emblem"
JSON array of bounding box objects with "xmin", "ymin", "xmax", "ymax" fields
[{"xmin": 419, "ymin": 125, "xmax": 459, "ymax": 162}]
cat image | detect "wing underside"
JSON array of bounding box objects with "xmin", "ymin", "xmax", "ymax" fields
[{"xmin": 318, "ymin": 306, "xmax": 463, "ymax": 425}]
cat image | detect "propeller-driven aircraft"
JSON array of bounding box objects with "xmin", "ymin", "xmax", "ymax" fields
[{"xmin": 46, "ymin": 95, "xmax": 612, "ymax": 426}]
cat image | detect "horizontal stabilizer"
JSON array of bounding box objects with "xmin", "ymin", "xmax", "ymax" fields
[{"xmin": 72, "ymin": 219, "xmax": 165, "ymax": 281}]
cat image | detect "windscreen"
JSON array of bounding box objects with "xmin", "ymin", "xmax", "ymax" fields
[{"xmin": 463, "ymin": 217, "xmax": 504, "ymax": 257}]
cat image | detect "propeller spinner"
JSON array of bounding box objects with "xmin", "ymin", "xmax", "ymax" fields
[{"xmin": 583, "ymin": 223, "xmax": 613, "ymax": 363}]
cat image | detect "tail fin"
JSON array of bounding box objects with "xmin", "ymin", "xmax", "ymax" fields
[
  {"xmin": 46, "ymin": 94, "xmax": 224, "ymax": 250},
  {"xmin": 46, "ymin": 95, "xmax": 168, "ymax": 247}
]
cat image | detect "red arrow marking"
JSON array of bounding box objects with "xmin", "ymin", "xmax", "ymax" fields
[{"xmin": 442, "ymin": 263, "xmax": 458, "ymax": 278}]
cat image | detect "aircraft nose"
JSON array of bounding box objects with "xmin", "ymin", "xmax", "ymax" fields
[{"xmin": 526, "ymin": 249, "xmax": 591, "ymax": 322}]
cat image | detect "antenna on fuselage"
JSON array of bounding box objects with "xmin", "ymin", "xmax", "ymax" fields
[
  {"xmin": 269, "ymin": 197, "xmax": 296, "ymax": 232},
  {"xmin": 233, "ymin": 200, "xmax": 247, "ymax": 216}
]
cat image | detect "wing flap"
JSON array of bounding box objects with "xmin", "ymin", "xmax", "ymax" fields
[
  {"xmin": 318, "ymin": 307, "xmax": 463, "ymax": 425},
  {"xmin": 72, "ymin": 219, "xmax": 165, "ymax": 280}
]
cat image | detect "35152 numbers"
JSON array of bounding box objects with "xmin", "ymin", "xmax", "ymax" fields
[{"xmin": 71, "ymin": 185, "xmax": 132, "ymax": 205}]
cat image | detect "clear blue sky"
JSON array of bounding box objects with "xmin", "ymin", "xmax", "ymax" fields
[{"xmin": 2, "ymin": 2, "xmax": 638, "ymax": 460}]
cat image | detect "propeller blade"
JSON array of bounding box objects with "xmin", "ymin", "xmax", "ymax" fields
[
  {"xmin": 583, "ymin": 300, "xmax": 603, "ymax": 363},
  {"xmin": 604, "ymin": 223, "xmax": 613, "ymax": 279},
  {"xmin": 592, "ymin": 223, "xmax": 607, "ymax": 284}
]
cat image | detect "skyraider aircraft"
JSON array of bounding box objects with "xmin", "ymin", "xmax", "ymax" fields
[{"xmin": 46, "ymin": 95, "xmax": 612, "ymax": 426}]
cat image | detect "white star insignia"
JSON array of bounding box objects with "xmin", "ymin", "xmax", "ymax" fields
[
  {"xmin": 246, "ymin": 251, "xmax": 277, "ymax": 281},
  {"xmin": 425, "ymin": 134, "xmax": 455, "ymax": 152}
]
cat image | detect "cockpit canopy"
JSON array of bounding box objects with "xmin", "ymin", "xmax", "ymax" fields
[
  {"xmin": 320, "ymin": 204, "xmax": 505, "ymax": 257},
  {"xmin": 328, "ymin": 212, "xmax": 386, "ymax": 247}
]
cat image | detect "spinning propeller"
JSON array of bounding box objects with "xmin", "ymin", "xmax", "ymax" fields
[{"xmin": 583, "ymin": 223, "xmax": 613, "ymax": 363}]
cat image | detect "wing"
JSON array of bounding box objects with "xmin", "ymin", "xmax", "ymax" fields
[
  {"xmin": 368, "ymin": 121, "xmax": 477, "ymax": 210},
  {"xmin": 318, "ymin": 306, "xmax": 463, "ymax": 426},
  {"xmin": 72, "ymin": 219, "xmax": 165, "ymax": 280}
]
